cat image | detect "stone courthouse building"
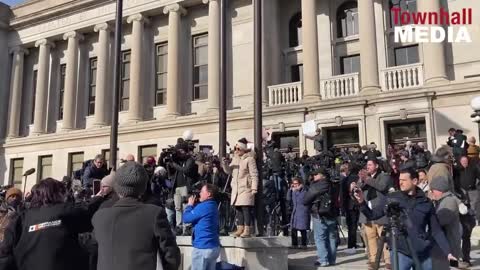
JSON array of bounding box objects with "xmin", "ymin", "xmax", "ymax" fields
[{"xmin": 0, "ymin": 0, "xmax": 479, "ymax": 189}]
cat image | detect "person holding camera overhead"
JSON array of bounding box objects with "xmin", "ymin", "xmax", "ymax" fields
[
  {"xmin": 223, "ymin": 138, "xmax": 258, "ymax": 238},
  {"xmin": 353, "ymin": 167, "xmax": 457, "ymax": 270},
  {"xmin": 168, "ymin": 140, "xmax": 199, "ymax": 235},
  {"xmin": 183, "ymin": 184, "xmax": 220, "ymax": 270}
]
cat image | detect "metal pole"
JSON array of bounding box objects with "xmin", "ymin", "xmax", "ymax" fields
[
  {"xmin": 253, "ymin": 0, "xmax": 264, "ymax": 236},
  {"xmin": 219, "ymin": 0, "xmax": 228, "ymax": 159},
  {"xmin": 109, "ymin": 0, "xmax": 123, "ymax": 171}
]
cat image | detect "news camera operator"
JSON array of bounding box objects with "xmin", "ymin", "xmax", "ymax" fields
[
  {"xmin": 353, "ymin": 167, "xmax": 457, "ymax": 270},
  {"xmin": 166, "ymin": 140, "xmax": 199, "ymax": 235},
  {"xmin": 183, "ymin": 184, "xmax": 220, "ymax": 270}
]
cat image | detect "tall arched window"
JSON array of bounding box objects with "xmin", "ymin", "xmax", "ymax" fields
[
  {"xmin": 390, "ymin": 0, "xmax": 417, "ymax": 27},
  {"xmin": 337, "ymin": 1, "xmax": 358, "ymax": 38},
  {"xmin": 289, "ymin": 13, "xmax": 302, "ymax": 47}
]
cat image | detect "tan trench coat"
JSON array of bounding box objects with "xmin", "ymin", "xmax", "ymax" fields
[{"xmin": 223, "ymin": 153, "xmax": 259, "ymax": 206}]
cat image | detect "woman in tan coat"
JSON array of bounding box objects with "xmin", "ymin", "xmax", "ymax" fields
[{"xmin": 223, "ymin": 138, "xmax": 259, "ymax": 238}]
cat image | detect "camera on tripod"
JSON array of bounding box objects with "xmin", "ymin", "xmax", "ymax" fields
[{"xmin": 385, "ymin": 201, "xmax": 403, "ymax": 218}]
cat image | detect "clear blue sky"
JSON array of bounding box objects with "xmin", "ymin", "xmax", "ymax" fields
[{"xmin": 1, "ymin": 0, "xmax": 24, "ymax": 7}]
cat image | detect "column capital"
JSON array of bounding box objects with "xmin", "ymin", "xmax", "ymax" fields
[
  {"xmin": 63, "ymin": 31, "xmax": 84, "ymax": 41},
  {"xmin": 35, "ymin": 39, "xmax": 55, "ymax": 48},
  {"xmin": 202, "ymin": 0, "xmax": 219, "ymax": 4},
  {"xmin": 9, "ymin": 46, "xmax": 29, "ymax": 55},
  {"xmin": 127, "ymin": 13, "xmax": 149, "ymax": 24},
  {"xmin": 94, "ymin": 23, "xmax": 111, "ymax": 33},
  {"xmin": 163, "ymin": 3, "xmax": 187, "ymax": 15}
]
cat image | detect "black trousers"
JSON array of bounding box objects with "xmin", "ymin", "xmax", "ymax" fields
[
  {"xmin": 236, "ymin": 206, "xmax": 253, "ymax": 226},
  {"xmin": 346, "ymin": 208, "xmax": 360, "ymax": 249},
  {"xmin": 291, "ymin": 229, "xmax": 307, "ymax": 247},
  {"xmin": 460, "ymin": 214, "xmax": 476, "ymax": 262}
]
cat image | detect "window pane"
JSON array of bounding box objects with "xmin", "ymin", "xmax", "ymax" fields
[
  {"xmin": 122, "ymin": 99, "xmax": 129, "ymax": 111},
  {"xmin": 140, "ymin": 145, "xmax": 157, "ymax": 163},
  {"xmin": 122, "ymin": 82, "xmax": 130, "ymax": 98},
  {"xmin": 123, "ymin": 63, "xmax": 130, "ymax": 78},
  {"xmin": 326, "ymin": 127, "xmax": 360, "ymax": 148},
  {"xmin": 157, "ymin": 74, "xmax": 167, "ymax": 89},
  {"xmin": 195, "ymin": 35, "xmax": 208, "ymax": 46},
  {"xmin": 198, "ymin": 85, "xmax": 208, "ymax": 100},
  {"xmin": 199, "ymin": 65, "xmax": 208, "ymax": 83},
  {"xmin": 195, "ymin": 46, "xmax": 208, "ymax": 65}
]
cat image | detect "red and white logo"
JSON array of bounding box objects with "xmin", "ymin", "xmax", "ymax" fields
[{"xmin": 392, "ymin": 7, "xmax": 473, "ymax": 43}]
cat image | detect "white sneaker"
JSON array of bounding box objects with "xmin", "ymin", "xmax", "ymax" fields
[{"xmin": 344, "ymin": 248, "xmax": 356, "ymax": 254}]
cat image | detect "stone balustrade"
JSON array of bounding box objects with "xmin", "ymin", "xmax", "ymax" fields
[
  {"xmin": 381, "ymin": 63, "xmax": 424, "ymax": 91},
  {"xmin": 320, "ymin": 73, "xmax": 359, "ymax": 99},
  {"xmin": 268, "ymin": 81, "xmax": 303, "ymax": 106}
]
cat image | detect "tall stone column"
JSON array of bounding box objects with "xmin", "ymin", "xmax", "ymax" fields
[
  {"xmin": 7, "ymin": 47, "xmax": 28, "ymax": 138},
  {"xmin": 203, "ymin": 0, "xmax": 220, "ymax": 111},
  {"xmin": 417, "ymin": 0, "xmax": 448, "ymax": 84},
  {"xmin": 358, "ymin": 0, "xmax": 381, "ymax": 93},
  {"xmin": 301, "ymin": 0, "xmax": 320, "ymax": 100},
  {"xmin": 164, "ymin": 4, "xmax": 186, "ymax": 116},
  {"xmin": 127, "ymin": 14, "xmax": 147, "ymax": 122},
  {"xmin": 93, "ymin": 23, "xmax": 111, "ymax": 126},
  {"xmin": 32, "ymin": 39, "xmax": 55, "ymax": 135},
  {"xmin": 62, "ymin": 31, "xmax": 84, "ymax": 131}
]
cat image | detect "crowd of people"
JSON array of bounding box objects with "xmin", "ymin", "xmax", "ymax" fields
[{"xmin": 0, "ymin": 127, "xmax": 478, "ymax": 270}]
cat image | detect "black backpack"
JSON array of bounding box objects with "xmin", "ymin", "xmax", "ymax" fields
[{"xmin": 316, "ymin": 183, "xmax": 334, "ymax": 216}]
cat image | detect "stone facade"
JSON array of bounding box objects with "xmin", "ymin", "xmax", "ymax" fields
[{"xmin": 0, "ymin": 0, "xmax": 479, "ymax": 190}]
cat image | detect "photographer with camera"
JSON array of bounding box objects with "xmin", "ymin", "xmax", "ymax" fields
[
  {"xmin": 223, "ymin": 138, "xmax": 258, "ymax": 238},
  {"xmin": 357, "ymin": 159, "xmax": 393, "ymax": 270},
  {"xmin": 167, "ymin": 140, "xmax": 199, "ymax": 235},
  {"xmin": 183, "ymin": 184, "xmax": 220, "ymax": 270},
  {"xmin": 353, "ymin": 167, "xmax": 457, "ymax": 270},
  {"xmin": 303, "ymin": 168, "xmax": 339, "ymax": 267}
]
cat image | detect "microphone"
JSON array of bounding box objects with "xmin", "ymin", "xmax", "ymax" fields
[{"xmin": 23, "ymin": 168, "xmax": 35, "ymax": 176}]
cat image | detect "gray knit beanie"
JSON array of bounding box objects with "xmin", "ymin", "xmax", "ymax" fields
[
  {"xmin": 430, "ymin": 175, "xmax": 449, "ymax": 193},
  {"xmin": 114, "ymin": 161, "xmax": 148, "ymax": 197}
]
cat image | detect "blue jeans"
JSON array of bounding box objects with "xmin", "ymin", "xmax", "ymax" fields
[
  {"xmin": 393, "ymin": 251, "xmax": 432, "ymax": 270},
  {"xmin": 312, "ymin": 216, "xmax": 338, "ymax": 265},
  {"xmin": 192, "ymin": 247, "xmax": 220, "ymax": 270}
]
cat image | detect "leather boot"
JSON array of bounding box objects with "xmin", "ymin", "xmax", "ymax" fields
[
  {"xmin": 240, "ymin": 226, "xmax": 251, "ymax": 238},
  {"xmin": 230, "ymin": 225, "xmax": 244, "ymax": 237}
]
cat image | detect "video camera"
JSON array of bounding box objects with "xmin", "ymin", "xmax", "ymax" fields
[{"xmin": 385, "ymin": 201, "xmax": 404, "ymax": 219}]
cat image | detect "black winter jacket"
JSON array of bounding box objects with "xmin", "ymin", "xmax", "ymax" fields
[
  {"xmin": 303, "ymin": 179, "xmax": 339, "ymax": 219},
  {"xmin": 82, "ymin": 164, "xmax": 109, "ymax": 188},
  {"xmin": 92, "ymin": 197, "xmax": 180, "ymax": 270},
  {"xmin": 0, "ymin": 197, "xmax": 104, "ymax": 270},
  {"xmin": 454, "ymin": 164, "xmax": 480, "ymax": 191}
]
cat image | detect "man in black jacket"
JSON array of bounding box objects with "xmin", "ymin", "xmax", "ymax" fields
[
  {"xmin": 92, "ymin": 162, "xmax": 180, "ymax": 270},
  {"xmin": 353, "ymin": 167, "xmax": 456, "ymax": 270},
  {"xmin": 339, "ymin": 164, "xmax": 360, "ymax": 253},
  {"xmin": 168, "ymin": 141, "xmax": 199, "ymax": 235},
  {"xmin": 454, "ymin": 156, "xmax": 480, "ymax": 221},
  {"xmin": 303, "ymin": 168, "xmax": 338, "ymax": 267}
]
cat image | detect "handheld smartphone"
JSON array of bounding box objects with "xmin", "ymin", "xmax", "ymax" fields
[{"xmin": 93, "ymin": 179, "xmax": 101, "ymax": 195}]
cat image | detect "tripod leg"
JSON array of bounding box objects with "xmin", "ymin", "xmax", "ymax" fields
[
  {"xmin": 374, "ymin": 235, "xmax": 386, "ymax": 270},
  {"xmin": 404, "ymin": 234, "xmax": 423, "ymax": 270}
]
